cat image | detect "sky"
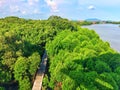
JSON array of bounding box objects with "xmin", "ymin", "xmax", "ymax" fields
[{"xmin": 0, "ymin": 0, "xmax": 120, "ymax": 21}]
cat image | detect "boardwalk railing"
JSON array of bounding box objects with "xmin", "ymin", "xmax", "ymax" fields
[{"xmin": 32, "ymin": 50, "xmax": 47, "ymax": 90}]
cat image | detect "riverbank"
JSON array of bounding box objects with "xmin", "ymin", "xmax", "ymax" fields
[{"xmin": 82, "ymin": 24, "xmax": 120, "ymax": 52}]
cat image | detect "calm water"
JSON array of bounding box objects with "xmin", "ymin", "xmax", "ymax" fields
[{"xmin": 82, "ymin": 24, "xmax": 120, "ymax": 52}]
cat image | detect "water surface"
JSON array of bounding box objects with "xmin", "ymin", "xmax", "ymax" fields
[{"xmin": 82, "ymin": 24, "xmax": 120, "ymax": 52}]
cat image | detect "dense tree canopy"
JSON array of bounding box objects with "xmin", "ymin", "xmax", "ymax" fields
[
  {"xmin": 46, "ymin": 28, "xmax": 120, "ymax": 90},
  {"xmin": 0, "ymin": 16, "xmax": 77, "ymax": 90},
  {"xmin": 0, "ymin": 16, "xmax": 120, "ymax": 90}
]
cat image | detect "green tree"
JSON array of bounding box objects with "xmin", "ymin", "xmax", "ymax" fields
[{"xmin": 14, "ymin": 57, "xmax": 31, "ymax": 90}]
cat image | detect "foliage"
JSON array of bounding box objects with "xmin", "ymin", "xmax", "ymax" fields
[
  {"xmin": 1, "ymin": 15, "xmax": 120, "ymax": 90},
  {"xmin": 42, "ymin": 75, "xmax": 49, "ymax": 89},
  {"xmin": 0, "ymin": 87, "xmax": 5, "ymax": 90},
  {"xmin": 46, "ymin": 27, "xmax": 120, "ymax": 90},
  {"xmin": 0, "ymin": 16, "xmax": 77, "ymax": 89}
]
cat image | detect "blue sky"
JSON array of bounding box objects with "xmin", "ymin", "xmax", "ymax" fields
[{"xmin": 0, "ymin": 0, "xmax": 120, "ymax": 21}]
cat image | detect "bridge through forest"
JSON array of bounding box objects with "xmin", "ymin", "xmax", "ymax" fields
[{"xmin": 32, "ymin": 50, "xmax": 47, "ymax": 90}]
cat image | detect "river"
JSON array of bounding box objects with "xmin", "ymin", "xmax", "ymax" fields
[{"xmin": 82, "ymin": 24, "xmax": 120, "ymax": 52}]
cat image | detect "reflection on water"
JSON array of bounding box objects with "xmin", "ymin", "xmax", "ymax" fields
[{"xmin": 82, "ymin": 24, "xmax": 120, "ymax": 52}]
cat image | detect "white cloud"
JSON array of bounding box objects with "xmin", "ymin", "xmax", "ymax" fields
[
  {"xmin": 78, "ymin": 0, "xmax": 120, "ymax": 6},
  {"xmin": 45, "ymin": 0, "xmax": 59, "ymax": 12},
  {"xmin": 28, "ymin": 0, "xmax": 39, "ymax": 5},
  {"xmin": 88, "ymin": 5, "xmax": 95, "ymax": 10},
  {"xmin": 21, "ymin": 10, "xmax": 26, "ymax": 14},
  {"xmin": 10, "ymin": 5, "xmax": 20, "ymax": 13},
  {"xmin": 9, "ymin": 5, "xmax": 27, "ymax": 15},
  {"xmin": 0, "ymin": 0, "xmax": 6, "ymax": 7},
  {"xmin": 28, "ymin": 0, "xmax": 34, "ymax": 5},
  {"xmin": 53, "ymin": 0, "xmax": 68, "ymax": 5},
  {"xmin": 33, "ymin": 9, "xmax": 41, "ymax": 14}
]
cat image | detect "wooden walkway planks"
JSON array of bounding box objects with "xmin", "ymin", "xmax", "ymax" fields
[{"xmin": 32, "ymin": 50, "xmax": 47, "ymax": 90}]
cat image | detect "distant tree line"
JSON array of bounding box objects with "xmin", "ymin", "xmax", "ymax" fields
[{"xmin": 72, "ymin": 20, "xmax": 93, "ymax": 26}]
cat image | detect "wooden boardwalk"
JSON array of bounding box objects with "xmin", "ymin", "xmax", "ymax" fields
[{"xmin": 32, "ymin": 50, "xmax": 47, "ymax": 90}]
